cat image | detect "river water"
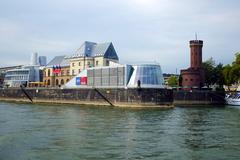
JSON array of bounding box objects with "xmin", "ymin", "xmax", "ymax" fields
[{"xmin": 0, "ymin": 102, "xmax": 240, "ymax": 160}]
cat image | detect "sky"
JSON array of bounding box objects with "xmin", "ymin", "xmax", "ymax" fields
[{"xmin": 0, "ymin": 0, "xmax": 239, "ymax": 73}]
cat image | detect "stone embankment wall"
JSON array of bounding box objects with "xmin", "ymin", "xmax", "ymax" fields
[
  {"xmin": 0, "ymin": 88, "xmax": 173, "ymax": 107},
  {"xmin": 0, "ymin": 88, "xmax": 226, "ymax": 106},
  {"xmin": 173, "ymin": 90, "xmax": 225, "ymax": 105}
]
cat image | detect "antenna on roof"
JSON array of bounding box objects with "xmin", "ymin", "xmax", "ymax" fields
[{"xmin": 195, "ymin": 33, "xmax": 198, "ymax": 40}]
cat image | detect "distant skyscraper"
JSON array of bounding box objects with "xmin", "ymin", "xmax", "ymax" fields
[
  {"xmin": 39, "ymin": 56, "xmax": 47, "ymax": 66},
  {"xmin": 30, "ymin": 52, "xmax": 39, "ymax": 65}
]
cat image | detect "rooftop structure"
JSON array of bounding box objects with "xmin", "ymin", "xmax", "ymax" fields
[
  {"xmin": 65, "ymin": 41, "xmax": 119, "ymax": 60},
  {"xmin": 66, "ymin": 41, "xmax": 119, "ymax": 76}
]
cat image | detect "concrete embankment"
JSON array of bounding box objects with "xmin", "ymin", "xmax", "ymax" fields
[
  {"xmin": 0, "ymin": 88, "xmax": 174, "ymax": 108},
  {"xmin": 173, "ymin": 90, "xmax": 225, "ymax": 106},
  {"xmin": 0, "ymin": 88, "xmax": 226, "ymax": 107}
]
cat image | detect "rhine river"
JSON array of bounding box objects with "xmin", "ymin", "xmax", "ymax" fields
[{"xmin": 0, "ymin": 102, "xmax": 240, "ymax": 160}]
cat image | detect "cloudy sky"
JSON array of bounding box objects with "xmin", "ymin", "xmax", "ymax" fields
[{"xmin": 0, "ymin": 0, "xmax": 239, "ymax": 73}]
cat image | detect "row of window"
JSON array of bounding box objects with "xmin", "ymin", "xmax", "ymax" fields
[
  {"xmin": 184, "ymin": 78, "xmax": 199, "ymax": 82},
  {"xmin": 45, "ymin": 69, "xmax": 70, "ymax": 77},
  {"xmin": 72, "ymin": 61, "xmax": 98, "ymax": 67},
  {"xmin": 6, "ymin": 71, "xmax": 29, "ymax": 75},
  {"xmin": 44, "ymin": 79, "xmax": 70, "ymax": 86},
  {"xmin": 4, "ymin": 76, "xmax": 28, "ymax": 81}
]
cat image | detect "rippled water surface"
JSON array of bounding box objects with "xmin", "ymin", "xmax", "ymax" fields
[{"xmin": 0, "ymin": 102, "xmax": 240, "ymax": 160}]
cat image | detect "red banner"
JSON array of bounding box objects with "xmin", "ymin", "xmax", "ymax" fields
[{"xmin": 80, "ymin": 77, "xmax": 87, "ymax": 85}]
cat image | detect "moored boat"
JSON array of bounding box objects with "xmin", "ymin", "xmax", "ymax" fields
[{"xmin": 225, "ymin": 92, "xmax": 240, "ymax": 106}]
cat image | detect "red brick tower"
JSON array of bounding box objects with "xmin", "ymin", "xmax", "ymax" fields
[
  {"xmin": 180, "ymin": 40, "xmax": 204, "ymax": 89},
  {"xmin": 190, "ymin": 40, "xmax": 203, "ymax": 69}
]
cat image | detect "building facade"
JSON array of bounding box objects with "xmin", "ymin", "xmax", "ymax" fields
[
  {"xmin": 4, "ymin": 65, "xmax": 40, "ymax": 87},
  {"xmin": 0, "ymin": 66, "xmax": 23, "ymax": 87},
  {"xmin": 180, "ymin": 40, "xmax": 205, "ymax": 89},
  {"xmin": 65, "ymin": 41, "xmax": 119, "ymax": 76},
  {"xmin": 43, "ymin": 56, "xmax": 72, "ymax": 87},
  {"xmin": 64, "ymin": 64, "xmax": 165, "ymax": 89}
]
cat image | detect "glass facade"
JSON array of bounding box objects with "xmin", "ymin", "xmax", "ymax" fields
[
  {"xmin": 134, "ymin": 65, "xmax": 162, "ymax": 85},
  {"xmin": 3, "ymin": 66, "xmax": 40, "ymax": 87},
  {"xmin": 127, "ymin": 64, "xmax": 164, "ymax": 88},
  {"xmin": 65, "ymin": 64, "xmax": 164, "ymax": 89}
]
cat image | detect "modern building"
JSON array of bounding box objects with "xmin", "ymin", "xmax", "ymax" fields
[
  {"xmin": 3, "ymin": 53, "xmax": 46, "ymax": 88},
  {"xmin": 30, "ymin": 52, "xmax": 39, "ymax": 65},
  {"xmin": 180, "ymin": 39, "xmax": 205, "ymax": 89},
  {"xmin": 4, "ymin": 65, "xmax": 40, "ymax": 87},
  {"xmin": 43, "ymin": 56, "xmax": 72, "ymax": 87},
  {"xmin": 0, "ymin": 65, "xmax": 23, "ymax": 87},
  {"xmin": 64, "ymin": 63, "xmax": 164, "ymax": 89},
  {"xmin": 39, "ymin": 56, "xmax": 47, "ymax": 66},
  {"xmin": 65, "ymin": 41, "xmax": 119, "ymax": 76}
]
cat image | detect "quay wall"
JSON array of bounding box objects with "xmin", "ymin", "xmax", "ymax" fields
[
  {"xmin": 0, "ymin": 88, "xmax": 173, "ymax": 107},
  {"xmin": 0, "ymin": 88, "xmax": 226, "ymax": 107},
  {"xmin": 173, "ymin": 90, "xmax": 225, "ymax": 105}
]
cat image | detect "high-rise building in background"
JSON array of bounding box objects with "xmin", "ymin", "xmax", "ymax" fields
[
  {"xmin": 39, "ymin": 56, "xmax": 47, "ymax": 66},
  {"xmin": 30, "ymin": 52, "xmax": 39, "ymax": 65}
]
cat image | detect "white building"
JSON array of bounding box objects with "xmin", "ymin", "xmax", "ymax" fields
[
  {"xmin": 3, "ymin": 53, "xmax": 43, "ymax": 87},
  {"xmin": 4, "ymin": 65, "xmax": 40, "ymax": 87},
  {"xmin": 64, "ymin": 63, "xmax": 164, "ymax": 89}
]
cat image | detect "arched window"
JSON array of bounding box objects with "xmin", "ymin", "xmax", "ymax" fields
[
  {"xmin": 47, "ymin": 69, "xmax": 50, "ymax": 77},
  {"xmin": 61, "ymin": 79, "xmax": 64, "ymax": 85},
  {"xmin": 47, "ymin": 79, "xmax": 50, "ymax": 85},
  {"xmin": 56, "ymin": 79, "xmax": 59, "ymax": 85},
  {"xmin": 66, "ymin": 79, "xmax": 69, "ymax": 83}
]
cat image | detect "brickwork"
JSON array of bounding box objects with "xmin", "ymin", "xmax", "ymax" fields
[{"xmin": 181, "ymin": 40, "xmax": 205, "ymax": 88}]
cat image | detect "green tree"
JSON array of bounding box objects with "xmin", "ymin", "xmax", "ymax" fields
[
  {"xmin": 202, "ymin": 58, "xmax": 216, "ymax": 87},
  {"xmin": 202, "ymin": 57, "xmax": 224, "ymax": 88},
  {"xmin": 167, "ymin": 76, "xmax": 178, "ymax": 87},
  {"xmin": 222, "ymin": 64, "xmax": 233, "ymax": 91}
]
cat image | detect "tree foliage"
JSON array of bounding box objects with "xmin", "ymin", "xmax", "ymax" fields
[
  {"xmin": 202, "ymin": 58, "xmax": 224, "ymax": 87},
  {"xmin": 167, "ymin": 76, "xmax": 178, "ymax": 87},
  {"xmin": 221, "ymin": 52, "xmax": 240, "ymax": 90}
]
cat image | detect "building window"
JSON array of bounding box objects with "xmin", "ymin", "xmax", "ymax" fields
[
  {"xmin": 66, "ymin": 79, "xmax": 69, "ymax": 83},
  {"xmin": 79, "ymin": 69, "xmax": 81, "ymax": 73},
  {"xmin": 47, "ymin": 79, "xmax": 50, "ymax": 85},
  {"xmin": 72, "ymin": 70, "xmax": 75, "ymax": 75},
  {"xmin": 185, "ymin": 79, "xmax": 188, "ymax": 81},
  {"xmin": 79, "ymin": 62, "xmax": 81, "ymax": 66},
  {"xmin": 61, "ymin": 79, "xmax": 64, "ymax": 85},
  {"xmin": 190, "ymin": 79, "xmax": 193, "ymax": 81},
  {"xmin": 47, "ymin": 69, "xmax": 50, "ymax": 77},
  {"xmin": 61, "ymin": 70, "xmax": 64, "ymax": 76},
  {"xmin": 106, "ymin": 60, "xmax": 109, "ymax": 66},
  {"xmin": 67, "ymin": 70, "xmax": 70, "ymax": 76},
  {"xmin": 87, "ymin": 62, "xmax": 91, "ymax": 67},
  {"xmin": 56, "ymin": 79, "xmax": 59, "ymax": 85},
  {"xmin": 72, "ymin": 63, "xmax": 75, "ymax": 67},
  {"xmin": 96, "ymin": 61, "xmax": 99, "ymax": 66}
]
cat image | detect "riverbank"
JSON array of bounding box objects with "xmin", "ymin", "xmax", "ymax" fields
[
  {"xmin": 0, "ymin": 88, "xmax": 226, "ymax": 108},
  {"xmin": 0, "ymin": 97, "xmax": 174, "ymax": 109},
  {"xmin": 0, "ymin": 88, "xmax": 174, "ymax": 108}
]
